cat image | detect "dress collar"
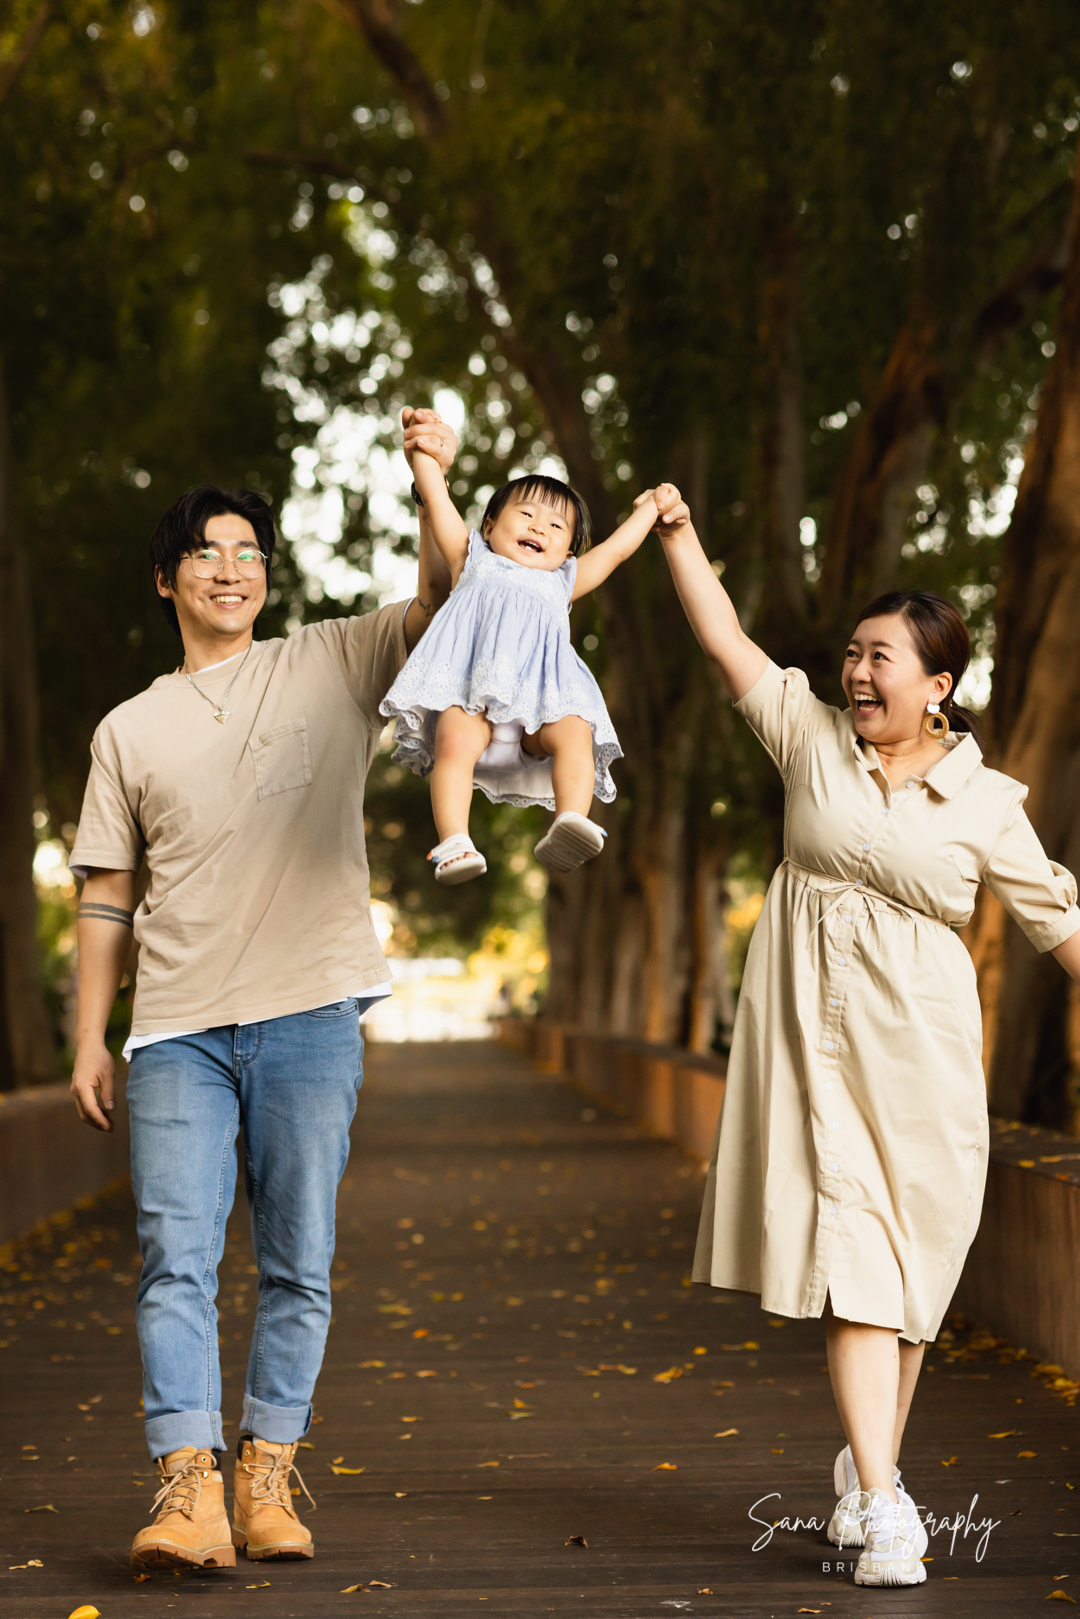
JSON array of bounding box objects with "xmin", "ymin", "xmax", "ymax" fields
[{"xmin": 843, "ymin": 711, "xmax": 983, "ymax": 798}]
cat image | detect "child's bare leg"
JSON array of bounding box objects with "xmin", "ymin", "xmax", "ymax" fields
[
  {"xmin": 524, "ymin": 715, "xmax": 595, "ymax": 817},
  {"xmin": 431, "ymin": 707, "xmax": 491, "ymax": 841}
]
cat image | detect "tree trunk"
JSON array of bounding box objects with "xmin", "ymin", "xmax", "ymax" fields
[
  {"xmin": 967, "ymin": 145, "xmax": 1080, "ymax": 1128},
  {"xmin": 0, "ymin": 365, "xmax": 56, "ymax": 1087}
]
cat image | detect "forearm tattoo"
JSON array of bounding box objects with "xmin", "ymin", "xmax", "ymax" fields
[{"xmin": 79, "ymin": 902, "xmax": 135, "ymax": 928}]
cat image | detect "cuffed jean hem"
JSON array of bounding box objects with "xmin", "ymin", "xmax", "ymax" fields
[
  {"xmin": 145, "ymin": 1409, "xmax": 225, "ymax": 1460},
  {"xmin": 241, "ymin": 1393, "xmax": 312, "ymax": 1444}
]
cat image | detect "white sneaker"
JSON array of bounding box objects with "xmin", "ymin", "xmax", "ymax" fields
[
  {"xmin": 854, "ymin": 1487, "xmax": 928, "ymax": 1586},
  {"xmin": 828, "ymin": 1445, "xmax": 903, "ymax": 1546}
]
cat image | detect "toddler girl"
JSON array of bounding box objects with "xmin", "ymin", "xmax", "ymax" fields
[{"xmin": 381, "ymin": 426, "xmax": 680, "ymax": 883}]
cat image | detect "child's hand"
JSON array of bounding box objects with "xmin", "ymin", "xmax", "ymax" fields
[
  {"xmin": 402, "ymin": 407, "xmax": 459, "ymax": 474},
  {"xmin": 633, "ymin": 483, "xmax": 690, "ymax": 535}
]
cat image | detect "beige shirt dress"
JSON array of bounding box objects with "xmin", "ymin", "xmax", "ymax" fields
[{"xmin": 692, "ymin": 661, "xmax": 1080, "ymax": 1343}]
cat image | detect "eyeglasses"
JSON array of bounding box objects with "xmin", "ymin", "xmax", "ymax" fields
[{"xmin": 183, "ymin": 547, "xmax": 268, "ymax": 579}]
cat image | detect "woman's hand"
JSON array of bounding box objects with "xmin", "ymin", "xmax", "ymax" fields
[{"xmin": 402, "ymin": 407, "xmax": 458, "ymax": 475}]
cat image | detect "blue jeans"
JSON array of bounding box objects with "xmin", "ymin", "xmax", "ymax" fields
[{"xmin": 127, "ymin": 1002, "xmax": 363, "ymax": 1459}]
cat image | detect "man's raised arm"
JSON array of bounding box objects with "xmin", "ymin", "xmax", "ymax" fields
[{"xmin": 402, "ymin": 408, "xmax": 457, "ymax": 651}]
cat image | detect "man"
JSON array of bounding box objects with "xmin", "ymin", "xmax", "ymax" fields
[{"xmin": 69, "ymin": 409, "xmax": 457, "ymax": 1571}]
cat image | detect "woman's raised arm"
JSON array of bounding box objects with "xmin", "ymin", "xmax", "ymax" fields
[{"xmin": 656, "ymin": 498, "xmax": 768, "ymax": 701}]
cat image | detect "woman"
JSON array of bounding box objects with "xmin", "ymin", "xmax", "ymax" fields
[{"xmin": 652, "ymin": 493, "xmax": 1080, "ymax": 1586}]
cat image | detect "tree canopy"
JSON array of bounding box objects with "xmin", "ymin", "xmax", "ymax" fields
[{"xmin": 3, "ymin": 0, "xmax": 1079, "ymax": 1116}]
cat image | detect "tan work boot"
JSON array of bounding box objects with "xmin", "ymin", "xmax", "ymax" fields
[
  {"xmin": 131, "ymin": 1446, "xmax": 235, "ymax": 1571},
  {"xmin": 232, "ymin": 1437, "xmax": 315, "ymax": 1560}
]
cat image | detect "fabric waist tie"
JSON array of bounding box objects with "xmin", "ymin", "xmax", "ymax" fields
[{"xmin": 780, "ymin": 859, "xmax": 953, "ymax": 949}]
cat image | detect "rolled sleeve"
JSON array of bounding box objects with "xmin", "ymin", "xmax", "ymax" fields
[
  {"xmin": 734, "ymin": 660, "xmax": 838, "ymax": 779},
  {"xmin": 982, "ymin": 797, "xmax": 1080, "ymax": 953}
]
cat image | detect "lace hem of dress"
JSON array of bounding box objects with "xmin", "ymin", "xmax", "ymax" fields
[{"xmin": 389, "ymin": 720, "xmax": 621, "ymax": 808}]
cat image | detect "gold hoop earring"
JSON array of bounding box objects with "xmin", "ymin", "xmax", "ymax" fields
[{"xmin": 923, "ymin": 702, "xmax": 949, "ymax": 740}]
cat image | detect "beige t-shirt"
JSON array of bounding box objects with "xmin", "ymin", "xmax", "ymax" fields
[{"xmin": 71, "ymin": 604, "xmax": 407, "ymax": 1036}]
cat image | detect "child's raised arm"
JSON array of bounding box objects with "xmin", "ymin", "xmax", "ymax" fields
[
  {"xmin": 654, "ymin": 497, "xmax": 768, "ymax": 702},
  {"xmin": 403, "ymin": 407, "xmax": 471, "ymax": 584},
  {"xmin": 570, "ymin": 482, "xmax": 681, "ymax": 601}
]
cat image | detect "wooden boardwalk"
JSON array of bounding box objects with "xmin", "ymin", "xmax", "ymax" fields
[{"xmin": 1, "ymin": 1038, "xmax": 1077, "ymax": 1617}]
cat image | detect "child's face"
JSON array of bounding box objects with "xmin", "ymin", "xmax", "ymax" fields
[{"xmin": 483, "ymin": 496, "xmax": 575, "ymax": 570}]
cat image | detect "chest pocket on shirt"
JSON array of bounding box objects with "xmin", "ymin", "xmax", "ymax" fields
[{"xmin": 252, "ymin": 718, "xmax": 311, "ymax": 800}]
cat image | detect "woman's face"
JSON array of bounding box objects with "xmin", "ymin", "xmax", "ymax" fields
[{"xmin": 842, "ymin": 613, "xmax": 952, "ymax": 747}]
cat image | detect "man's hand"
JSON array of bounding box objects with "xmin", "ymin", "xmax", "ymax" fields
[
  {"xmin": 71, "ymin": 1041, "xmax": 116, "ymax": 1133},
  {"xmin": 402, "ymin": 407, "xmax": 458, "ymax": 475}
]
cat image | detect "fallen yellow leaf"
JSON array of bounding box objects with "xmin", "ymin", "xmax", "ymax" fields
[
  {"xmin": 330, "ymin": 1465, "xmax": 365, "ymax": 1475},
  {"xmin": 655, "ymin": 1462, "xmax": 678, "ymax": 1470},
  {"xmin": 941, "ymin": 1456, "xmax": 959, "ymax": 1467},
  {"xmin": 369, "ymin": 1580, "xmax": 392, "ymax": 1588},
  {"xmin": 66, "ymin": 1608, "xmax": 100, "ymax": 1619},
  {"xmin": 987, "ymin": 1431, "xmax": 1017, "ymax": 1438},
  {"xmin": 1047, "ymin": 1593, "xmax": 1077, "ymax": 1604},
  {"xmin": 772, "ymin": 1447, "xmax": 785, "ymax": 1454},
  {"xmin": 25, "ymin": 1503, "xmax": 58, "ymax": 1512},
  {"xmin": 693, "ymin": 1347, "xmax": 707, "ymax": 1355},
  {"xmin": 479, "ymin": 1461, "xmax": 500, "ymax": 1467},
  {"xmin": 714, "ymin": 1428, "xmax": 739, "ymax": 1438},
  {"xmin": 359, "ymin": 1360, "xmax": 385, "ymax": 1368},
  {"xmin": 1019, "ymin": 1451, "xmax": 1038, "ymax": 1458},
  {"xmin": 564, "ymin": 1535, "xmax": 587, "ymax": 1547},
  {"xmin": 245, "ymin": 1581, "xmax": 271, "ymax": 1588},
  {"xmin": 133, "ymin": 1573, "xmax": 152, "ymax": 1582},
  {"xmin": 340, "ymin": 1585, "xmax": 364, "ymax": 1593},
  {"xmin": 653, "ymin": 1366, "xmax": 683, "ymax": 1383},
  {"xmin": 333, "ymin": 1455, "xmax": 345, "ymax": 1464}
]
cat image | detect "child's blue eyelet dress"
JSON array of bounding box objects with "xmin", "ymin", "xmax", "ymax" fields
[{"xmin": 380, "ymin": 529, "xmax": 622, "ymax": 809}]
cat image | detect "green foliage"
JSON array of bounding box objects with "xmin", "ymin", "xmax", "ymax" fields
[{"xmin": 6, "ymin": 0, "xmax": 1080, "ymax": 1019}]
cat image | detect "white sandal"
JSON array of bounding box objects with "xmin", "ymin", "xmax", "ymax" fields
[
  {"xmin": 428, "ymin": 834, "xmax": 488, "ymax": 885},
  {"xmin": 533, "ymin": 811, "xmax": 607, "ymax": 872}
]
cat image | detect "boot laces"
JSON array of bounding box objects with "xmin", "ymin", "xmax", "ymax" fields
[
  {"xmin": 247, "ymin": 1446, "xmax": 317, "ymax": 1513},
  {"xmin": 151, "ymin": 1457, "xmax": 205, "ymax": 1521}
]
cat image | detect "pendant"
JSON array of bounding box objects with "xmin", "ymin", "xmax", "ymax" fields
[{"xmin": 214, "ymin": 710, "xmax": 229, "ymax": 724}]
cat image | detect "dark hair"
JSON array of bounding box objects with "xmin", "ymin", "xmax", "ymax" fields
[
  {"xmin": 854, "ymin": 590, "xmax": 983, "ymax": 745},
  {"xmin": 480, "ymin": 474, "xmax": 592, "ymax": 555},
  {"xmin": 150, "ymin": 484, "xmax": 277, "ymax": 636}
]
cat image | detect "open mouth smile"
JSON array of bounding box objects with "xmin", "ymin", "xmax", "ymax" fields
[
  {"xmin": 853, "ymin": 692, "xmax": 882, "ymax": 716},
  {"xmin": 210, "ymin": 593, "xmax": 246, "ymax": 607}
]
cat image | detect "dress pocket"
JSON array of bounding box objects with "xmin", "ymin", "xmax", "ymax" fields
[{"xmin": 251, "ymin": 718, "xmax": 311, "ymax": 800}]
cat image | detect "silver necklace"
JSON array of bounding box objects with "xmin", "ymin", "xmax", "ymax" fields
[{"xmin": 183, "ymin": 642, "xmax": 254, "ymax": 724}]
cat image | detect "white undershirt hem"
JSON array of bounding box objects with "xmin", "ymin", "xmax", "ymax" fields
[{"xmin": 122, "ymin": 982, "xmax": 393, "ymax": 1061}]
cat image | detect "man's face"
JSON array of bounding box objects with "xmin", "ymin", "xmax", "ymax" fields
[{"xmin": 157, "ymin": 514, "xmax": 268, "ymax": 643}]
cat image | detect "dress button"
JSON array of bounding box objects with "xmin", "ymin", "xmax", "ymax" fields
[
  {"xmin": 837, "ymin": 956, "xmax": 846, "ymax": 967},
  {"xmin": 862, "ymin": 843, "xmax": 870, "ymax": 852},
  {"xmin": 830, "ymin": 1120, "xmax": 839, "ymax": 1128},
  {"xmin": 881, "ymin": 807, "xmax": 890, "ymax": 816},
  {"xmin": 825, "ymin": 1041, "xmax": 835, "ymax": 1051},
  {"xmin": 829, "ymin": 998, "xmax": 838, "ymax": 1007},
  {"xmin": 826, "ymin": 1082, "xmax": 834, "ymax": 1090},
  {"xmin": 855, "ymin": 878, "xmax": 864, "ymax": 887},
  {"xmin": 830, "ymin": 1163, "xmax": 839, "ymax": 1172},
  {"xmin": 843, "ymin": 913, "xmax": 853, "ymax": 923}
]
